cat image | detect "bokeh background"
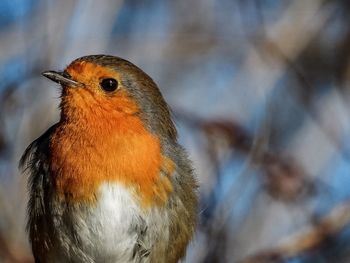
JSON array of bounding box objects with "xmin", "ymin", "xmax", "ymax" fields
[{"xmin": 2, "ymin": 0, "xmax": 350, "ymax": 262}]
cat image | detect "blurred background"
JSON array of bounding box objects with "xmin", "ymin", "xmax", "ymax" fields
[{"xmin": 2, "ymin": 0, "xmax": 350, "ymax": 262}]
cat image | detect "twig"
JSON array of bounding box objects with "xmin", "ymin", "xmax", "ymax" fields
[{"xmin": 239, "ymin": 201, "xmax": 350, "ymax": 263}]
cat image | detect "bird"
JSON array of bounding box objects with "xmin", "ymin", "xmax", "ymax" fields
[{"xmin": 19, "ymin": 55, "xmax": 198, "ymax": 263}]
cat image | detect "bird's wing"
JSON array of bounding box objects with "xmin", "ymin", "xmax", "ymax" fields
[{"xmin": 19, "ymin": 124, "xmax": 58, "ymax": 263}]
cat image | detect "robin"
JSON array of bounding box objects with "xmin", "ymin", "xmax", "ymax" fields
[{"xmin": 20, "ymin": 55, "xmax": 198, "ymax": 263}]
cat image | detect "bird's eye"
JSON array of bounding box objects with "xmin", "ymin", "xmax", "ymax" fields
[{"xmin": 100, "ymin": 78, "xmax": 118, "ymax": 92}]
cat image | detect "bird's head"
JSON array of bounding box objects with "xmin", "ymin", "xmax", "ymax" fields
[{"xmin": 43, "ymin": 55, "xmax": 177, "ymax": 141}]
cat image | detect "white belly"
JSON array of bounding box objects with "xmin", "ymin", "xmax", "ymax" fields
[
  {"xmin": 80, "ymin": 183, "xmax": 145, "ymax": 262},
  {"xmin": 50, "ymin": 183, "xmax": 159, "ymax": 263}
]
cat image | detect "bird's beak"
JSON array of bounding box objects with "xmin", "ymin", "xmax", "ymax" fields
[{"xmin": 42, "ymin": 71, "xmax": 81, "ymax": 87}]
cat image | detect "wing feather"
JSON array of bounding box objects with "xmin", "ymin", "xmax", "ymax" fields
[{"xmin": 19, "ymin": 125, "xmax": 58, "ymax": 263}]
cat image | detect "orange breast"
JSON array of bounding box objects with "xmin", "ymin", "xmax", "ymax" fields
[{"xmin": 49, "ymin": 88, "xmax": 174, "ymax": 207}]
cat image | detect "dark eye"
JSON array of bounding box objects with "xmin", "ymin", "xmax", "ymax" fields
[{"xmin": 100, "ymin": 78, "xmax": 118, "ymax": 92}]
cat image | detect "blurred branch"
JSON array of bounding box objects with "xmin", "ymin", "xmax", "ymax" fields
[
  {"xmin": 0, "ymin": 233, "xmax": 32, "ymax": 263},
  {"xmin": 239, "ymin": 201, "xmax": 350, "ymax": 263},
  {"xmin": 176, "ymin": 110, "xmax": 314, "ymax": 202}
]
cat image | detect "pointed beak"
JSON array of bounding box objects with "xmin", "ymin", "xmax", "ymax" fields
[{"xmin": 42, "ymin": 71, "xmax": 81, "ymax": 87}]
